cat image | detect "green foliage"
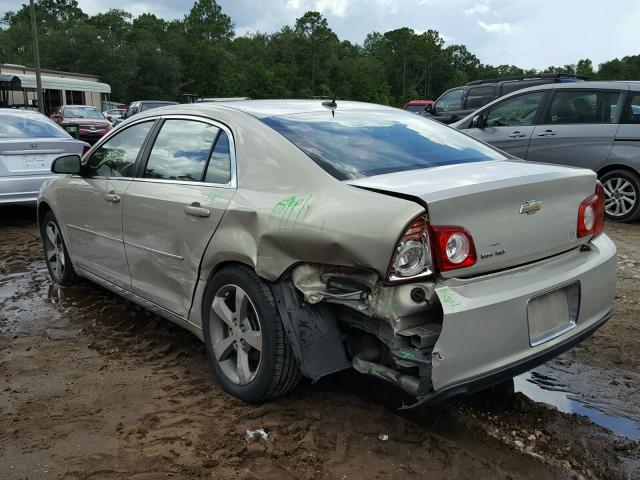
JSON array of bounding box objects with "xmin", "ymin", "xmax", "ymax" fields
[{"xmin": 0, "ymin": 0, "xmax": 637, "ymax": 105}]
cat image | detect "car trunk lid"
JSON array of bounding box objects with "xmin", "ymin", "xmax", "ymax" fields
[
  {"xmin": 0, "ymin": 138, "xmax": 83, "ymax": 177},
  {"xmin": 348, "ymin": 160, "xmax": 597, "ymax": 277}
]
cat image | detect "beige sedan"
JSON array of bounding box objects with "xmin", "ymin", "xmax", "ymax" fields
[{"xmin": 38, "ymin": 100, "xmax": 615, "ymax": 407}]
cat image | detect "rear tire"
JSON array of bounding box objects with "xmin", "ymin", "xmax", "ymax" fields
[
  {"xmin": 40, "ymin": 211, "xmax": 78, "ymax": 286},
  {"xmin": 202, "ymin": 265, "xmax": 302, "ymax": 403},
  {"xmin": 600, "ymin": 169, "xmax": 640, "ymax": 222}
]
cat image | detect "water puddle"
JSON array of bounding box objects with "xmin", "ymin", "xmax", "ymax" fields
[{"xmin": 515, "ymin": 358, "xmax": 640, "ymax": 441}]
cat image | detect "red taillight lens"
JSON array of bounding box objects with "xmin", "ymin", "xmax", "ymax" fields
[
  {"xmin": 431, "ymin": 226, "xmax": 477, "ymax": 271},
  {"xmin": 577, "ymin": 183, "xmax": 605, "ymax": 238},
  {"xmin": 387, "ymin": 215, "xmax": 434, "ymax": 281}
]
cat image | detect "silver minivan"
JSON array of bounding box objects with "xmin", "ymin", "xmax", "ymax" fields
[{"xmin": 453, "ymin": 81, "xmax": 640, "ymax": 222}]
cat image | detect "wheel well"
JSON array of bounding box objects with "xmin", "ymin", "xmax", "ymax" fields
[
  {"xmin": 38, "ymin": 201, "xmax": 52, "ymax": 228},
  {"xmin": 597, "ymin": 164, "xmax": 640, "ymax": 179}
]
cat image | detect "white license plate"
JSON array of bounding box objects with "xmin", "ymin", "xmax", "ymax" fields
[
  {"xmin": 24, "ymin": 154, "xmax": 47, "ymax": 168},
  {"xmin": 527, "ymin": 283, "xmax": 580, "ymax": 346}
]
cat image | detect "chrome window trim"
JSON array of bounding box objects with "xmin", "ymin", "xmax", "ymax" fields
[
  {"xmin": 139, "ymin": 114, "xmax": 237, "ymax": 189},
  {"xmin": 79, "ymin": 114, "xmax": 238, "ymax": 189}
]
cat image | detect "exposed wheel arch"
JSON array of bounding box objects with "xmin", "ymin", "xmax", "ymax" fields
[
  {"xmin": 597, "ymin": 164, "xmax": 639, "ymax": 178},
  {"xmin": 37, "ymin": 201, "xmax": 52, "ymax": 229}
]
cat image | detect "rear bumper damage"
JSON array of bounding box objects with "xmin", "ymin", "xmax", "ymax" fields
[{"xmin": 277, "ymin": 234, "xmax": 616, "ymax": 408}]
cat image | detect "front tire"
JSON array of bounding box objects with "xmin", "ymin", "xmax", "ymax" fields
[
  {"xmin": 600, "ymin": 169, "xmax": 640, "ymax": 222},
  {"xmin": 202, "ymin": 266, "xmax": 301, "ymax": 403},
  {"xmin": 40, "ymin": 211, "xmax": 78, "ymax": 286}
]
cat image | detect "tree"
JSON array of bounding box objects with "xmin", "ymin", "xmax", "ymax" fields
[{"xmin": 294, "ymin": 11, "xmax": 337, "ymax": 94}]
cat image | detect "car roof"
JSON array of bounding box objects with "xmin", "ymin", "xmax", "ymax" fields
[
  {"xmin": 0, "ymin": 108, "xmax": 49, "ymax": 118},
  {"xmin": 199, "ymin": 99, "xmax": 398, "ymax": 118}
]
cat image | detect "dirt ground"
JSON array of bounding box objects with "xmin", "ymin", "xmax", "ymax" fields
[{"xmin": 1, "ymin": 206, "xmax": 639, "ymax": 480}]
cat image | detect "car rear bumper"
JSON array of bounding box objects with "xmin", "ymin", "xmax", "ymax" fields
[
  {"xmin": 424, "ymin": 233, "xmax": 616, "ymax": 402},
  {"xmin": 0, "ymin": 175, "xmax": 57, "ymax": 205}
]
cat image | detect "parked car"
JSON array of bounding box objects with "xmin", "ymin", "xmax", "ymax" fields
[
  {"xmin": 452, "ymin": 81, "xmax": 640, "ymax": 222},
  {"xmin": 38, "ymin": 100, "xmax": 615, "ymax": 407},
  {"xmin": 50, "ymin": 105, "xmax": 112, "ymax": 145},
  {"xmin": 403, "ymin": 99, "xmax": 434, "ymax": 113},
  {"xmin": 103, "ymin": 108, "xmax": 125, "ymax": 125},
  {"xmin": 423, "ymin": 73, "xmax": 586, "ymax": 125},
  {"xmin": 114, "ymin": 100, "xmax": 179, "ymax": 125},
  {"xmin": 0, "ymin": 109, "xmax": 88, "ymax": 205}
]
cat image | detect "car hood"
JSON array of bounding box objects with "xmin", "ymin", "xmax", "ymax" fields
[{"xmin": 61, "ymin": 118, "xmax": 110, "ymax": 126}]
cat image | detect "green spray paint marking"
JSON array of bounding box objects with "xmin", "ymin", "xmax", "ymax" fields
[
  {"xmin": 440, "ymin": 287, "xmax": 461, "ymax": 311},
  {"xmin": 206, "ymin": 191, "xmax": 220, "ymax": 203},
  {"xmin": 398, "ymin": 350, "xmax": 414, "ymax": 359},
  {"xmin": 267, "ymin": 195, "xmax": 313, "ymax": 255},
  {"xmin": 375, "ymin": 367, "xmax": 386, "ymax": 375},
  {"xmin": 320, "ymin": 219, "xmax": 326, "ymax": 233}
]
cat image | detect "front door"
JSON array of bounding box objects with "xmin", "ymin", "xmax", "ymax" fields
[
  {"xmin": 63, "ymin": 120, "xmax": 155, "ymax": 289},
  {"xmin": 463, "ymin": 91, "xmax": 547, "ymax": 159},
  {"xmin": 123, "ymin": 117, "xmax": 236, "ymax": 317},
  {"xmin": 526, "ymin": 89, "xmax": 624, "ymax": 170}
]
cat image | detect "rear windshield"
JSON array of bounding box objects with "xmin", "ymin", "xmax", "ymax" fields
[
  {"xmin": 262, "ymin": 109, "xmax": 505, "ymax": 180},
  {"xmin": 63, "ymin": 106, "xmax": 103, "ymax": 119},
  {"xmin": 0, "ymin": 113, "xmax": 70, "ymax": 139}
]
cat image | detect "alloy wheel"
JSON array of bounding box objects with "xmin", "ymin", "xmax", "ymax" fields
[
  {"xmin": 603, "ymin": 177, "xmax": 637, "ymax": 218},
  {"xmin": 44, "ymin": 221, "xmax": 65, "ymax": 281},
  {"xmin": 210, "ymin": 284, "xmax": 263, "ymax": 385}
]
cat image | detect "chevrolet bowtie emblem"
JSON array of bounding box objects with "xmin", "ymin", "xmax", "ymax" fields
[{"xmin": 519, "ymin": 200, "xmax": 542, "ymax": 215}]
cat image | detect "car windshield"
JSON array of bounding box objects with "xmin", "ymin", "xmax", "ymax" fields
[
  {"xmin": 0, "ymin": 113, "xmax": 70, "ymax": 139},
  {"xmin": 63, "ymin": 107, "xmax": 103, "ymax": 119},
  {"xmin": 262, "ymin": 109, "xmax": 505, "ymax": 180}
]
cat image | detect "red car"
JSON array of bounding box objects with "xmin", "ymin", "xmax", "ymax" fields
[
  {"xmin": 51, "ymin": 105, "xmax": 112, "ymax": 145},
  {"xmin": 402, "ymin": 99, "xmax": 434, "ymax": 113}
]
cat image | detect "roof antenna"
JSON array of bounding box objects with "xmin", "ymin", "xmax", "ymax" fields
[{"xmin": 322, "ymin": 94, "xmax": 337, "ymax": 117}]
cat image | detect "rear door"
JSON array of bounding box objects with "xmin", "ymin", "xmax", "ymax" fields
[
  {"xmin": 123, "ymin": 116, "xmax": 236, "ymax": 317},
  {"xmin": 526, "ymin": 88, "xmax": 625, "ymax": 170},
  {"xmin": 461, "ymin": 91, "xmax": 547, "ymax": 158},
  {"xmin": 63, "ymin": 120, "xmax": 156, "ymax": 289}
]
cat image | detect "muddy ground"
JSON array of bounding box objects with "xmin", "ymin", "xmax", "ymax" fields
[{"xmin": 0, "ymin": 206, "xmax": 638, "ymax": 480}]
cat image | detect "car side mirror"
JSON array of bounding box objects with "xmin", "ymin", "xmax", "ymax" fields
[
  {"xmin": 472, "ymin": 115, "xmax": 485, "ymax": 129},
  {"xmin": 424, "ymin": 103, "xmax": 434, "ymax": 114},
  {"xmin": 51, "ymin": 155, "xmax": 81, "ymax": 175}
]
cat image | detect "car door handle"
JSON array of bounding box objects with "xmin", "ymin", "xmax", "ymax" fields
[
  {"xmin": 184, "ymin": 203, "xmax": 210, "ymax": 218},
  {"xmin": 509, "ymin": 131, "xmax": 527, "ymax": 138},
  {"xmin": 104, "ymin": 192, "xmax": 120, "ymax": 203},
  {"xmin": 537, "ymin": 130, "xmax": 556, "ymax": 137}
]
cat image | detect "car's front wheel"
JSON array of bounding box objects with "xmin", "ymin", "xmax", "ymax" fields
[
  {"xmin": 600, "ymin": 169, "xmax": 640, "ymax": 222},
  {"xmin": 41, "ymin": 211, "xmax": 78, "ymax": 285},
  {"xmin": 203, "ymin": 266, "xmax": 301, "ymax": 403}
]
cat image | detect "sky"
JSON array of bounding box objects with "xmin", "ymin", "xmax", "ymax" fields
[{"xmin": 1, "ymin": 0, "xmax": 638, "ymax": 70}]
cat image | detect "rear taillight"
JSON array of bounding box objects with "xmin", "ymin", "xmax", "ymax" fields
[
  {"xmin": 577, "ymin": 183, "xmax": 605, "ymax": 238},
  {"xmin": 387, "ymin": 217, "xmax": 477, "ymax": 281},
  {"xmin": 431, "ymin": 226, "xmax": 477, "ymax": 271},
  {"xmin": 387, "ymin": 215, "xmax": 434, "ymax": 281}
]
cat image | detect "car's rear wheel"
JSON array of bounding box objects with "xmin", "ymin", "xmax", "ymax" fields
[
  {"xmin": 600, "ymin": 169, "xmax": 640, "ymax": 222},
  {"xmin": 41, "ymin": 211, "xmax": 78, "ymax": 285},
  {"xmin": 203, "ymin": 265, "xmax": 301, "ymax": 403}
]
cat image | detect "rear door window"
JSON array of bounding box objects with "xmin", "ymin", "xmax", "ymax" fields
[
  {"xmin": 436, "ymin": 89, "xmax": 464, "ymax": 112},
  {"xmin": 545, "ymin": 91, "xmax": 622, "ymax": 124},
  {"xmin": 485, "ymin": 92, "xmax": 546, "ymax": 127},
  {"xmin": 465, "ymin": 86, "xmax": 495, "ymax": 110},
  {"xmin": 144, "ymin": 119, "xmax": 219, "ymax": 182}
]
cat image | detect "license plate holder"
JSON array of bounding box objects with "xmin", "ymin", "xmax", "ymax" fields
[{"xmin": 527, "ymin": 282, "xmax": 580, "ymax": 347}]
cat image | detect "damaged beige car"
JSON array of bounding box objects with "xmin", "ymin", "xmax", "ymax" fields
[{"xmin": 38, "ymin": 100, "xmax": 616, "ymax": 408}]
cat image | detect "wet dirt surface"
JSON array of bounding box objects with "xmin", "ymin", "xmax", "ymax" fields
[{"xmin": 1, "ymin": 207, "xmax": 639, "ymax": 480}]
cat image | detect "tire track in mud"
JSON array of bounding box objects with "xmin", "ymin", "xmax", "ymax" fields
[{"xmin": 0, "ymin": 207, "xmax": 638, "ymax": 479}]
